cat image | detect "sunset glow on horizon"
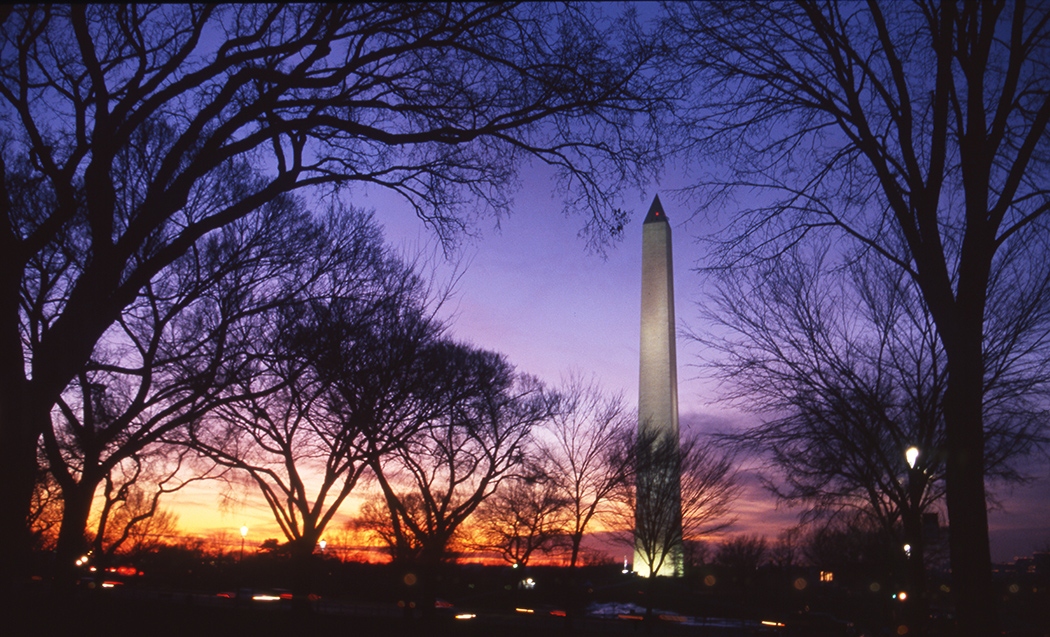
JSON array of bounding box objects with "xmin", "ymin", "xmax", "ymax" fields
[{"xmin": 116, "ymin": 181, "xmax": 1050, "ymax": 565}]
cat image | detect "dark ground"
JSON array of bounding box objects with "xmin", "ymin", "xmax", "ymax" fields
[
  {"xmin": 13, "ymin": 589, "xmax": 766, "ymax": 637},
  {"xmin": 9, "ymin": 553, "xmax": 1049, "ymax": 636}
]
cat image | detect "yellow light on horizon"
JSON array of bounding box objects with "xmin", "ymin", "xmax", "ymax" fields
[{"xmin": 253, "ymin": 594, "xmax": 281, "ymax": 601}]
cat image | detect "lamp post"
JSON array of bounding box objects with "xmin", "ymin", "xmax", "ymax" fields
[
  {"xmin": 904, "ymin": 447, "xmax": 928, "ymax": 634},
  {"xmin": 319, "ymin": 539, "xmax": 326, "ymax": 554},
  {"xmin": 240, "ymin": 525, "xmax": 248, "ymax": 562}
]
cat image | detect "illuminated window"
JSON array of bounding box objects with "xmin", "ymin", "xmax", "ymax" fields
[{"xmin": 820, "ymin": 570, "xmax": 834, "ymax": 582}]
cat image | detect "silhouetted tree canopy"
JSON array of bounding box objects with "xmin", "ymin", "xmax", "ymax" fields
[
  {"xmin": 662, "ymin": 2, "xmax": 1050, "ymax": 632},
  {"xmin": 188, "ymin": 209, "xmax": 443, "ymax": 561},
  {"xmin": 699, "ymin": 247, "xmax": 1048, "ymax": 534},
  {"xmin": 367, "ymin": 362, "xmax": 554, "ymax": 569},
  {"xmin": 470, "ymin": 478, "xmax": 568, "ymax": 567},
  {"xmin": 613, "ymin": 431, "xmax": 739, "ymax": 579},
  {"xmin": 533, "ymin": 374, "xmax": 634, "ymax": 569},
  {"xmin": 40, "ymin": 200, "xmax": 356, "ymax": 584},
  {"xmin": 0, "ymin": 2, "xmax": 664, "ymax": 581}
]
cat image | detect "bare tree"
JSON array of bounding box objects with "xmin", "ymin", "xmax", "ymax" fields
[
  {"xmin": 607, "ymin": 430, "xmax": 737, "ymax": 624},
  {"xmin": 89, "ymin": 446, "xmax": 196, "ymax": 560},
  {"xmin": 701, "ymin": 250, "xmax": 952, "ymax": 527},
  {"xmin": 366, "ymin": 357, "xmax": 554, "ymax": 611},
  {"xmin": 38, "ymin": 202, "xmax": 360, "ymax": 585},
  {"xmin": 356, "ymin": 493, "xmax": 441, "ymax": 564},
  {"xmin": 190, "ymin": 231, "xmax": 446, "ymax": 563},
  {"xmin": 662, "ymin": 2, "xmax": 1050, "ymax": 632},
  {"xmin": 769, "ymin": 527, "xmax": 802, "ymax": 570},
  {"xmin": 614, "ymin": 431, "xmax": 739, "ymax": 579},
  {"xmin": 678, "ymin": 439, "xmax": 740, "ymax": 544},
  {"xmin": 534, "ymin": 375, "xmax": 634, "ymax": 569},
  {"xmin": 702, "ymin": 247, "xmax": 1049, "ymax": 521},
  {"xmin": 96, "ymin": 484, "xmax": 182, "ymax": 559},
  {"xmin": 0, "ymin": 3, "xmax": 664, "ymax": 577},
  {"xmin": 471, "ymin": 478, "xmax": 568, "ymax": 567},
  {"xmin": 28, "ymin": 451, "xmax": 62, "ymax": 551},
  {"xmin": 189, "ymin": 253, "xmax": 463, "ymax": 613},
  {"xmin": 713, "ymin": 534, "xmax": 768, "ymax": 574},
  {"xmin": 699, "ymin": 246, "xmax": 1049, "ymax": 631},
  {"xmin": 195, "ymin": 370, "xmax": 360, "ymax": 563}
]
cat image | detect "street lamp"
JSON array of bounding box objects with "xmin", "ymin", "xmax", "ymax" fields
[
  {"xmin": 240, "ymin": 525, "xmax": 248, "ymax": 562},
  {"xmin": 906, "ymin": 446, "xmax": 920, "ymax": 470},
  {"xmin": 319, "ymin": 539, "xmax": 326, "ymax": 554}
]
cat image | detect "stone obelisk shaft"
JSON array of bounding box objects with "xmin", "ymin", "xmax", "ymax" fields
[{"xmin": 634, "ymin": 195, "xmax": 683, "ymax": 577}]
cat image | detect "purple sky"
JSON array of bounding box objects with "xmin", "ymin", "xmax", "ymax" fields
[
  {"xmin": 360, "ymin": 161, "xmax": 1050, "ymax": 563},
  {"xmin": 169, "ymin": 165, "xmax": 1049, "ymax": 563},
  {"xmin": 166, "ymin": 1, "xmax": 1050, "ymax": 553}
]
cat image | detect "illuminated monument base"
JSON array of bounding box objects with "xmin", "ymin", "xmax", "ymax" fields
[{"xmin": 634, "ymin": 195, "xmax": 684, "ymax": 578}]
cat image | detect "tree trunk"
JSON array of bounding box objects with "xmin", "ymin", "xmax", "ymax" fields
[
  {"xmin": 53, "ymin": 482, "xmax": 99, "ymax": 597},
  {"xmin": 0, "ymin": 209, "xmax": 33, "ymax": 591},
  {"xmin": 0, "ymin": 391, "xmax": 46, "ymax": 591},
  {"xmin": 417, "ymin": 542, "xmax": 448, "ymax": 620},
  {"xmin": 942, "ymin": 339, "xmax": 997, "ymax": 636},
  {"xmin": 288, "ymin": 536, "xmax": 317, "ymax": 616},
  {"xmin": 0, "ymin": 408, "xmax": 38, "ymax": 584},
  {"xmin": 569, "ymin": 532, "xmax": 582, "ymax": 570}
]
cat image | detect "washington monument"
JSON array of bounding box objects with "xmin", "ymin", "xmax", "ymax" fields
[{"xmin": 634, "ymin": 195, "xmax": 684, "ymax": 577}]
